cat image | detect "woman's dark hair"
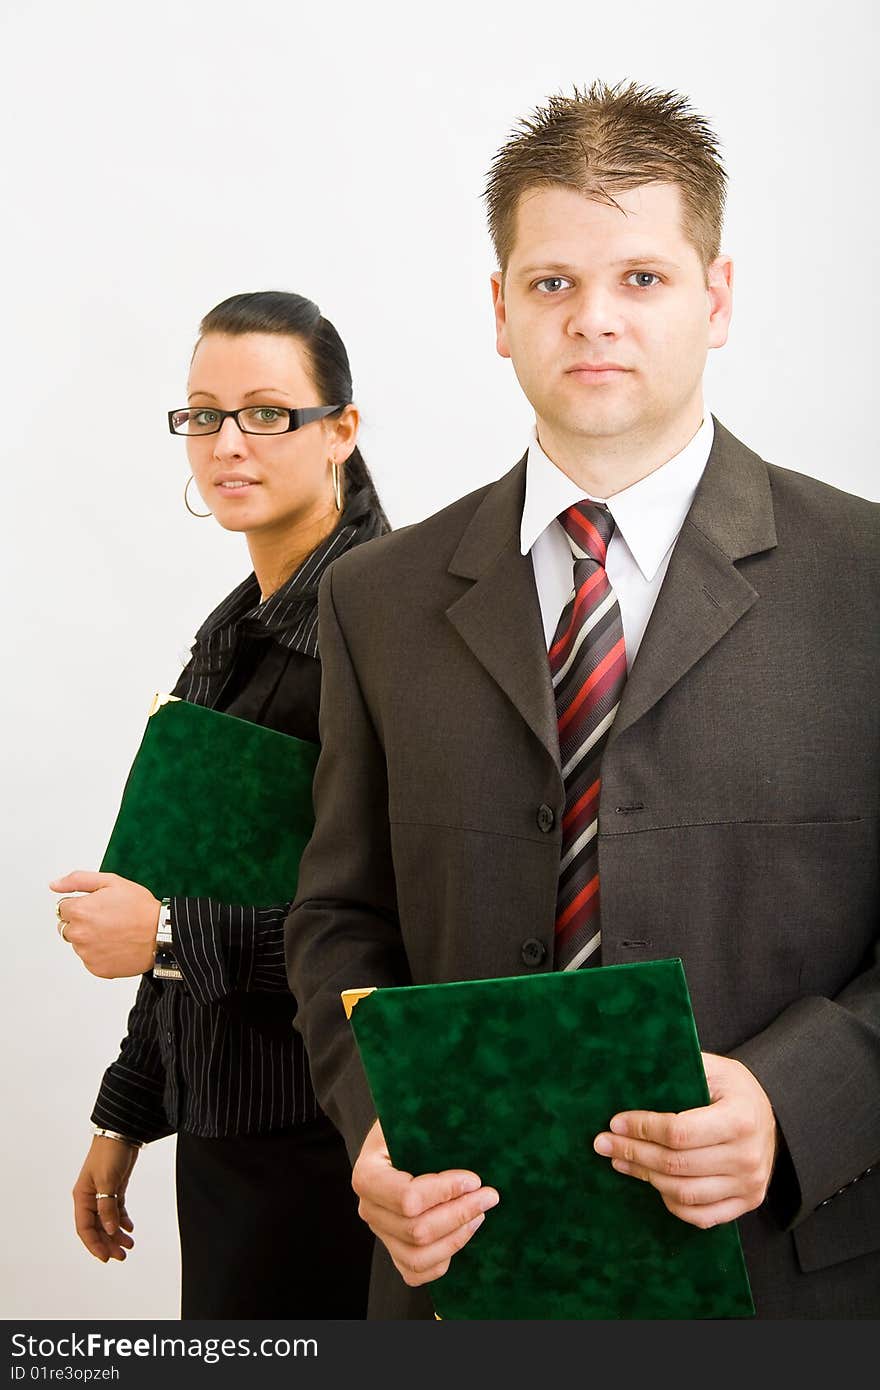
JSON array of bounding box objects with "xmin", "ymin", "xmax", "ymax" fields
[{"xmin": 197, "ymin": 290, "xmax": 390, "ymax": 540}]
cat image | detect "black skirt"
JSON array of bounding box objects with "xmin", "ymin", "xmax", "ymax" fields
[{"xmin": 176, "ymin": 1116, "xmax": 374, "ymax": 1319}]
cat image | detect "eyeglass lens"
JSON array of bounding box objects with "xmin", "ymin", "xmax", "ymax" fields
[{"xmin": 171, "ymin": 407, "xmax": 292, "ymax": 435}]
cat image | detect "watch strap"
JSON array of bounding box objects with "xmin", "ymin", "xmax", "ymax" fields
[{"xmin": 155, "ymin": 897, "xmax": 174, "ymax": 948}]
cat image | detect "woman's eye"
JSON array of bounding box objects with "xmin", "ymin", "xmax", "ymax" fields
[
  {"xmin": 535, "ymin": 277, "xmax": 572, "ymax": 294},
  {"xmin": 194, "ymin": 410, "xmax": 219, "ymax": 426},
  {"xmin": 626, "ymin": 272, "xmax": 661, "ymax": 288},
  {"xmin": 255, "ymin": 408, "xmax": 283, "ymax": 422}
]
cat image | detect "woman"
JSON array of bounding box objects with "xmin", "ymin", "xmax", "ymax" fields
[{"xmin": 51, "ymin": 290, "xmax": 386, "ymax": 1318}]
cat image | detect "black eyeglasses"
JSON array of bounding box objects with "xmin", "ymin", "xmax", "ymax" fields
[{"xmin": 168, "ymin": 404, "xmax": 345, "ymax": 437}]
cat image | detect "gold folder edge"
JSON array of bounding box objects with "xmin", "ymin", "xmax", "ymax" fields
[
  {"xmin": 341, "ymin": 987, "xmax": 376, "ymax": 1019},
  {"xmin": 148, "ymin": 692, "xmax": 182, "ymax": 718}
]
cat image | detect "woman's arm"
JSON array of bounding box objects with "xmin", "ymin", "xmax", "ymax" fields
[
  {"xmin": 160, "ymin": 896, "xmax": 293, "ymax": 1003},
  {"xmin": 53, "ymin": 875, "xmax": 294, "ymax": 1001},
  {"xmin": 90, "ymin": 974, "xmax": 174, "ymax": 1143},
  {"xmin": 74, "ymin": 976, "xmax": 172, "ymax": 1263}
]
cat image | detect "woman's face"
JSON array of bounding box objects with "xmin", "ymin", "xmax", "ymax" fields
[{"xmin": 185, "ymin": 331, "xmax": 356, "ymax": 536}]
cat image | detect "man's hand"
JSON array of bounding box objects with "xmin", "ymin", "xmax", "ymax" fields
[
  {"xmin": 73, "ymin": 1137, "xmax": 139, "ymax": 1263},
  {"xmin": 51, "ymin": 871, "xmax": 161, "ymax": 978},
  {"xmin": 593, "ymin": 1052, "xmax": 778, "ymax": 1228},
  {"xmin": 352, "ymin": 1120, "xmax": 500, "ymax": 1286}
]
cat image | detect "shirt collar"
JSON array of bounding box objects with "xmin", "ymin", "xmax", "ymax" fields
[
  {"xmin": 195, "ymin": 520, "xmax": 359, "ymax": 643},
  {"xmin": 520, "ymin": 414, "xmax": 715, "ymax": 582}
]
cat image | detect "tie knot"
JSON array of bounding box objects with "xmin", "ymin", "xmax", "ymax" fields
[{"xmin": 558, "ymin": 501, "xmax": 615, "ymax": 565}]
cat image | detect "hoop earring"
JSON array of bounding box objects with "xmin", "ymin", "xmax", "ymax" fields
[
  {"xmin": 331, "ymin": 459, "xmax": 343, "ymax": 512},
  {"xmin": 184, "ymin": 476, "xmax": 211, "ymax": 518}
]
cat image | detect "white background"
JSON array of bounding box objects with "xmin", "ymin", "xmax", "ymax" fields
[{"xmin": 2, "ymin": 0, "xmax": 876, "ymax": 1320}]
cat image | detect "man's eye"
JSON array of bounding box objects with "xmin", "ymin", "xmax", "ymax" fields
[
  {"xmin": 535, "ymin": 277, "xmax": 572, "ymax": 294},
  {"xmin": 626, "ymin": 272, "xmax": 661, "ymax": 288}
]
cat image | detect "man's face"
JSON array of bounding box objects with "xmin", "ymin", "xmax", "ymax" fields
[{"xmin": 491, "ymin": 182, "xmax": 732, "ymax": 460}]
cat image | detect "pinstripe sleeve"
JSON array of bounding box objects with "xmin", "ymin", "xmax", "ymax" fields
[
  {"xmin": 91, "ymin": 976, "xmax": 174, "ymax": 1144},
  {"xmin": 167, "ymin": 897, "xmax": 292, "ymax": 1004}
]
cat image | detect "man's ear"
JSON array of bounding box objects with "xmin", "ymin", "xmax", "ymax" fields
[
  {"xmin": 707, "ymin": 254, "xmax": 733, "ymax": 350},
  {"xmin": 490, "ymin": 271, "xmax": 511, "ymax": 359}
]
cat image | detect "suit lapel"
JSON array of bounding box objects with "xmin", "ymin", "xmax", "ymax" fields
[
  {"xmin": 446, "ymin": 456, "xmax": 561, "ymax": 768},
  {"xmin": 445, "ymin": 423, "xmax": 778, "ymax": 760},
  {"xmin": 609, "ymin": 419, "xmax": 778, "ymax": 745}
]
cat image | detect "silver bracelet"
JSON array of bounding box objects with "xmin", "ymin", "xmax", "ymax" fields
[{"xmin": 93, "ymin": 1126, "xmax": 144, "ymax": 1150}]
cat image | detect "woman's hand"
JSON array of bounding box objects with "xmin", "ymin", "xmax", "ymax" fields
[
  {"xmin": 51, "ymin": 871, "xmax": 161, "ymax": 978},
  {"xmin": 73, "ymin": 1137, "xmax": 139, "ymax": 1262}
]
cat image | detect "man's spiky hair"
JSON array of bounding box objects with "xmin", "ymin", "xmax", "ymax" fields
[{"xmin": 484, "ymin": 80, "xmax": 727, "ymax": 277}]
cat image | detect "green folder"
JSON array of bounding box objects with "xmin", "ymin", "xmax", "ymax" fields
[
  {"xmin": 344, "ymin": 960, "xmax": 755, "ymax": 1320},
  {"xmin": 100, "ymin": 694, "xmax": 319, "ymax": 904}
]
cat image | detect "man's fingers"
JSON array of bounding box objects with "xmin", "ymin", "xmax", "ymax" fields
[
  {"xmin": 396, "ymin": 1257, "xmax": 452, "ymax": 1286},
  {"xmin": 360, "ymin": 1184, "xmax": 499, "ymax": 1247},
  {"xmin": 354, "ymin": 1157, "xmax": 485, "ymax": 1218},
  {"xmin": 661, "ymin": 1194, "xmax": 751, "ymax": 1230},
  {"xmin": 352, "ymin": 1123, "xmax": 498, "ymax": 1285},
  {"xmin": 387, "ymin": 1210, "xmax": 490, "ymax": 1286},
  {"xmin": 609, "ymin": 1160, "xmax": 737, "ymax": 1208},
  {"xmin": 594, "ymin": 1134, "xmax": 733, "ymax": 1177},
  {"xmin": 398, "ymin": 1170, "xmax": 490, "ymax": 1219},
  {"xmin": 607, "ymin": 1099, "xmax": 740, "ymax": 1150}
]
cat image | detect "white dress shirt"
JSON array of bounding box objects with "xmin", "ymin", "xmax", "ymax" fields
[{"xmin": 521, "ymin": 415, "xmax": 715, "ymax": 668}]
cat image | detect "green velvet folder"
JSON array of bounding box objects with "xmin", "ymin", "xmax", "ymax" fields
[
  {"xmin": 99, "ymin": 694, "xmax": 319, "ymax": 904},
  {"xmin": 344, "ymin": 960, "xmax": 755, "ymax": 1320}
]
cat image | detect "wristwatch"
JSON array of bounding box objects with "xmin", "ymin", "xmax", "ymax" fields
[{"xmin": 153, "ymin": 898, "xmax": 183, "ymax": 982}]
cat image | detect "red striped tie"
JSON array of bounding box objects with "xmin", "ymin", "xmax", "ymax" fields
[{"xmin": 550, "ymin": 502, "xmax": 627, "ymax": 970}]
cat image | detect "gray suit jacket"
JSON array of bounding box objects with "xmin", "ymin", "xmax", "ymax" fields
[{"xmin": 286, "ymin": 420, "xmax": 880, "ymax": 1319}]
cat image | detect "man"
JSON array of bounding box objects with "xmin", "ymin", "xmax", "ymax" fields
[{"xmin": 285, "ymin": 82, "xmax": 879, "ymax": 1319}]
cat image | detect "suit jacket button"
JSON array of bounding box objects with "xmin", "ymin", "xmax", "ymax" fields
[
  {"xmin": 536, "ymin": 804, "xmax": 555, "ymax": 833},
  {"xmin": 521, "ymin": 938, "xmax": 547, "ymax": 967}
]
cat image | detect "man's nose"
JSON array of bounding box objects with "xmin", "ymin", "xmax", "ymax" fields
[{"xmin": 564, "ymin": 285, "xmax": 623, "ymax": 340}]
